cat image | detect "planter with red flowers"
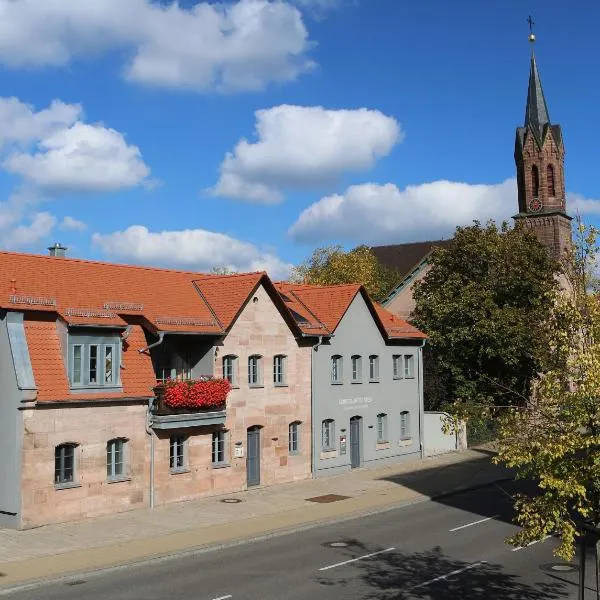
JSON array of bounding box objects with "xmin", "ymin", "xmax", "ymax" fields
[{"xmin": 153, "ymin": 377, "xmax": 231, "ymax": 416}]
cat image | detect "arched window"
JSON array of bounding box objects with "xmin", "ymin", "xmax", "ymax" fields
[
  {"xmin": 107, "ymin": 438, "xmax": 128, "ymax": 480},
  {"xmin": 248, "ymin": 355, "xmax": 263, "ymax": 387},
  {"xmin": 400, "ymin": 411, "xmax": 412, "ymax": 441},
  {"xmin": 532, "ymin": 165, "xmax": 540, "ymax": 198},
  {"xmin": 351, "ymin": 355, "xmax": 362, "ymax": 383},
  {"xmin": 289, "ymin": 421, "xmax": 301, "ymax": 454},
  {"xmin": 369, "ymin": 355, "xmax": 380, "ymax": 381},
  {"xmin": 273, "ymin": 355, "xmax": 287, "ymax": 386},
  {"xmin": 376, "ymin": 413, "xmax": 388, "ymax": 443},
  {"xmin": 331, "ymin": 355, "xmax": 343, "ymax": 384},
  {"xmin": 55, "ymin": 443, "xmax": 78, "ymax": 486},
  {"xmin": 547, "ymin": 164, "xmax": 556, "ymax": 197}
]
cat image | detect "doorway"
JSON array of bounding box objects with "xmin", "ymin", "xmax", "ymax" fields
[
  {"xmin": 247, "ymin": 426, "xmax": 261, "ymax": 486},
  {"xmin": 350, "ymin": 416, "xmax": 362, "ymax": 469}
]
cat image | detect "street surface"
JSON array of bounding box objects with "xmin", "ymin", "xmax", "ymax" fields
[{"xmin": 3, "ymin": 480, "xmax": 590, "ymax": 599}]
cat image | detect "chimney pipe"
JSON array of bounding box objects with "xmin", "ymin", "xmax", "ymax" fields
[{"xmin": 47, "ymin": 242, "xmax": 67, "ymax": 258}]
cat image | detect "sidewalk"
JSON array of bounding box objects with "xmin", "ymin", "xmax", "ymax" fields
[{"xmin": 0, "ymin": 449, "xmax": 510, "ymax": 591}]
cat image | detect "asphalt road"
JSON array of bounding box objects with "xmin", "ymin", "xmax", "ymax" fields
[{"xmin": 3, "ymin": 480, "xmax": 592, "ymax": 599}]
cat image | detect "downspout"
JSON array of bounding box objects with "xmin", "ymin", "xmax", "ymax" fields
[
  {"xmin": 146, "ymin": 397, "xmax": 155, "ymax": 509},
  {"xmin": 311, "ymin": 336, "xmax": 325, "ymax": 478},
  {"xmin": 417, "ymin": 339, "xmax": 427, "ymax": 459},
  {"xmin": 138, "ymin": 331, "xmax": 165, "ymax": 354}
]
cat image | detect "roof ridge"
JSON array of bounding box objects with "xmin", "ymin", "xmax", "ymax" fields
[
  {"xmin": 0, "ymin": 249, "xmax": 265, "ymax": 279},
  {"xmin": 192, "ymin": 271, "xmax": 266, "ymax": 282}
]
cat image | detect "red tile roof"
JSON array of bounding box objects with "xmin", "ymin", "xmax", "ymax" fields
[{"xmin": 276, "ymin": 282, "xmax": 426, "ymax": 341}]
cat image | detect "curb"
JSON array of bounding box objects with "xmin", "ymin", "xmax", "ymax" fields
[{"xmin": 0, "ymin": 473, "xmax": 512, "ymax": 596}]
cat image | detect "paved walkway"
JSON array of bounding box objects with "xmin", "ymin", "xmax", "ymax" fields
[{"xmin": 0, "ymin": 449, "xmax": 510, "ymax": 590}]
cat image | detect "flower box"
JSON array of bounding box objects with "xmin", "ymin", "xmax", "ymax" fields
[{"xmin": 153, "ymin": 378, "xmax": 231, "ymax": 415}]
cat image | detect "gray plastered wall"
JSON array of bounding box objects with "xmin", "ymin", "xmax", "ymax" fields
[
  {"xmin": 312, "ymin": 294, "xmax": 423, "ymax": 476},
  {"xmin": 0, "ymin": 312, "xmax": 27, "ymax": 528}
]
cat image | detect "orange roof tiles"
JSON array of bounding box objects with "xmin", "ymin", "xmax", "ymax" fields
[{"xmin": 373, "ymin": 303, "xmax": 428, "ymax": 340}]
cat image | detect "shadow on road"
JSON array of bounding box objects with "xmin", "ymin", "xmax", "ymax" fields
[{"xmin": 317, "ymin": 542, "xmax": 567, "ymax": 599}]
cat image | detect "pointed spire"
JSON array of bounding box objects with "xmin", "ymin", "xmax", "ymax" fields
[{"xmin": 524, "ymin": 52, "xmax": 551, "ymax": 141}]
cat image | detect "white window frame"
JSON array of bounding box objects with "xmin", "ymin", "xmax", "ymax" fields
[
  {"xmin": 289, "ymin": 421, "xmax": 300, "ymax": 454},
  {"xmin": 376, "ymin": 413, "xmax": 388, "ymax": 443},
  {"xmin": 369, "ymin": 355, "xmax": 379, "ymax": 382},
  {"xmin": 248, "ymin": 355, "xmax": 263, "ymax": 387},
  {"xmin": 273, "ymin": 355, "xmax": 287, "ymax": 386},
  {"xmin": 404, "ymin": 354, "xmax": 415, "ymax": 379},
  {"xmin": 69, "ymin": 337, "xmax": 121, "ymax": 389},
  {"xmin": 351, "ymin": 355, "xmax": 362, "ymax": 383},
  {"xmin": 106, "ymin": 438, "xmax": 128, "ymax": 481},
  {"xmin": 331, "ymin": 355, "xmax": 343, "ymax": 384},
  {"xmin": 393, "ymin": 355, "xmax": 402, "ymax": 380},
  {"xmin": 169, "ymin": 435, "xmax": 187, "ymax": 473},
  {"xmin": 400, "ymin": 411, "xmax": 411, "ymax": 440},
  {"xmin": 211, "ymin": 430, "xmax": 228, "ymax": 466},
  {"xmin": 322, "ymin": 419, "xmax": 335, "ymax": 451},
  {"xmin": 222, "ymin": 355, "xmax": 238, "ymax": 387}
]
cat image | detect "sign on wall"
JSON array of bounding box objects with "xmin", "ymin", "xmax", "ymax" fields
[{"xmin": 339, "ymin": 397, "xmax": 373, "ymax": 410}]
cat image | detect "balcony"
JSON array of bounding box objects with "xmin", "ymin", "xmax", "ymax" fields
[{"xmin": 150, "ymin": 379, "xmax": 229, "ymax": 430}]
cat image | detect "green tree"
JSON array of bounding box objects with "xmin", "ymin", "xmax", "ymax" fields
[
  {"xmin": 291, "ymin": 245, "xmax": 399, "ymax": 302},
  {"xmin": 210, "ymin": 266, "xmax": 236, "ymax": 275},
  {"xmin": 495, "ymin": 222, "xmax": 600, "ymax": 560},
  {"xmin": 411, "ymin": 220, "xmax": 560, "ymax": 418}
]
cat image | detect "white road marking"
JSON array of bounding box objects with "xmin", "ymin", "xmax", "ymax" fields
[
  {"xmin": 408, "ymin": 561, "xmax": 487, "ymax": 589},
  {"xmin": 211, "ymin": 595, "xmax": 232, "ymax": 600},
  {"xmin": 449, "ymin": 515, "xmax": 500, "ymax": 532},
  {"xmin": 511, "ymin": 535, "xmax": 552, "ymax": 551},
  {"xmin": 319, "ymin": 547, "xmax": 395, "ymax": 571}
]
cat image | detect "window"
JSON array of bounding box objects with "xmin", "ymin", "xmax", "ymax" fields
[
  {"xmin": 404, "ymin": 354, "xmax": 415, "ymax": 379},
  {"xmin": 393, "ymin": 355, "xmax": 402, "ymax": 379},
  {"xmin": 68, "ymin": 335, "xmax": 121, "ymax": 389},
  {"xmin": 377, "ymin": 413, "xmax": 388, "ymax": 443},
  {"xmin": 273, "ymin": 355, "xmax": 287, "ymax": 386},
  {"xmin": 107, "ymin": 438, "xmax": 127, "ymax": 480},
  {"xmin": 157, "ymin": 353, "xmax": 191, "ymax": 382},
  {"xmin": 331, "ymin": 355, "xmax": 343, "ymax": 384},
  {"xmin": 547, "ymin": 164, "xmax": 556, "ymax": 197},
  {"xmin": 532, "ymin": 165, "xmax": 539, "ymax": 198},
  {"xmin": 289, "ymin": 422, "xmax": 300, "ymax": 454},
  {"xmin": 72, "ymin": 345, "xmax": 83, "ymax": 385},
  {"xmin": 222, "ymin": 355, "xmax": 238, "ymax": 386},
  {"xmin": 248, "ymin": 355, "xmax": 263, "ymax": 387},
  {"xmin": 400, "ymin": 411, "xmax": 411, "ymax": 440},
  {"xmin": 322, "ymin": 419, "xmax": 335, "ymax": 451},
  {"xmin": 351, "ymin": 355, "xmax": 362, "ymax": 383},
  {"xmin": 212, "ymin": 430, "xmax": 227, "ymax": 465},
  {"xmin": 369, "ymin": 355, "xmax": 379, "ymax": 381},
  {"xmin": 55, "ymin": 443, "xmax": 77, "ymax": 486},
  {"xmin": 169, "ymin": 435, "xmax": 187, "ymax": 472}
]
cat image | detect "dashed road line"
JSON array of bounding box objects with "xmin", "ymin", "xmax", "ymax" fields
[
  {"xmin": 449, "ymin": 515, "xmax": 500, "ymax": 532},
  {"xmin": 319, "ymin": 548, "xmax": 395, "ymax": 571},
  {"xmin": 408, "ymin": 561, "xmax": 487, "ymax": 589},
  {"xmin": 511, "ymin": 535, "xmax": 552, "ymax": 551}
]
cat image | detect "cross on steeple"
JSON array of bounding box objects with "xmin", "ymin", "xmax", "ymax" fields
[{"xmin": 527, "ymin": 15, "xmax": 535, "ymax": 34}]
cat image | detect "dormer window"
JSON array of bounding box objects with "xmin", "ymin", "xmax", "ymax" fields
[{"xmin": 68, "ymin": 332, "xmax": 121, "ymax": 389}]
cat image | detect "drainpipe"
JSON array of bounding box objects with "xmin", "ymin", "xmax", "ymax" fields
[
  {"xmin": 417, "ymin": 339, "xmax": 427, "ymax": 459},
  {"xmin": 145, "ymin": 397, "xmax": 155, "ymax": 509},
  {"xmin": 138, "ymin": 331, "xmax": 165, "ymax": 354},
  {"xmin": 311, "ymin": 336, "xmax": 325, "ymax": 478}
]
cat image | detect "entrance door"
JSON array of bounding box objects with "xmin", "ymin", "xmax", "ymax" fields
[
  {"xmin": 247, "ymin": 426, "xmax": 261, "ymax": 486},
  {"xmin": 350, "ymin": 416, "xmax": 362, "ymax": 469}
]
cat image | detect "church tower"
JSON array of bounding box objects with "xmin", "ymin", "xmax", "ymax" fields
[{"xmin": 513, "ymin": 32, "xmax": 572, "ymax": 261}]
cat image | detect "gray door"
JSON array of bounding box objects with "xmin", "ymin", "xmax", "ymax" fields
[
  {"xmin": 247, "ymin": 426, "xmax": 261, "ymax": 486},
  {"xmin": 350, "ymin": 417, "xmax": 361, "ymax": 469}
]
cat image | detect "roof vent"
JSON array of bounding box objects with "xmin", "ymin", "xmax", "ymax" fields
[{"xmin": 48, "ymin": 242, "xmax": 67, "ymax": 258}]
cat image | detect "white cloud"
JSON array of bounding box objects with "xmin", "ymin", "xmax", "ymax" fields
[
  {"xmin": 211, "ymin": 105, "xmax": 402, "ymax": 203},
  {"xmin": 289, "ymin": 179, "xmax": 518, "ymax": 243},
  {"xmin": 0, "ymin": 0, "xmax": 315, "ymax": 92},
  {"xmin": 1, "ymin": 212, "xmax": 56, "ymax": 248},
  {"xmin": 93, "ymin": 225, "xmax": 292, "ymax": 279},
  {"xmin": 60, "ymin": 216, "xmax": 87, "ymax": 231},
  {"xmin": 569, "ymin": 192, "xmax": 600, "ymax": 216},
  {"xmin": 4, "ymin": 121, "xmax": 150, "ymax": 193}
]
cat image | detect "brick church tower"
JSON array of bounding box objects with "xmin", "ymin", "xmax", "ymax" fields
[{"xmin": 513, "ymin": 41, "xmax": 572, "ymax": 262}]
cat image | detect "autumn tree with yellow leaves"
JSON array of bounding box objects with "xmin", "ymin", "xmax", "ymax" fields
[
  {"xmin": 495, "ymin": 222, "xmax": 600, "ymax": 560},
  {"xmin": 290, "ymin": 245, "xmax": 399, "ymax": 302}
]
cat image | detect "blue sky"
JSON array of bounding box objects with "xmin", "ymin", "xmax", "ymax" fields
[{"xmin": 0, "ymin": 0, "xmax": 598, "ymax": 277}]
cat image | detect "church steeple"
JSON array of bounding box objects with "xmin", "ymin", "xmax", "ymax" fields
[
  {"xmin": 524, "ymin": 54, "xmax": 551, "ymax": 144},
  {"xmin": 513, "ymin": 22, "xmax": 572, "ymax": 263}
]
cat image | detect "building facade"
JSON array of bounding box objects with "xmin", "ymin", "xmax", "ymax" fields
[{"xmin": 0, "ymin": 251, "xmax": 424, "ymax": 529}]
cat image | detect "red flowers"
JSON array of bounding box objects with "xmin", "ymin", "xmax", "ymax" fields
[{"xmin": 161, "ymin": 378, "xmax": 231, "ymax": 410}]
